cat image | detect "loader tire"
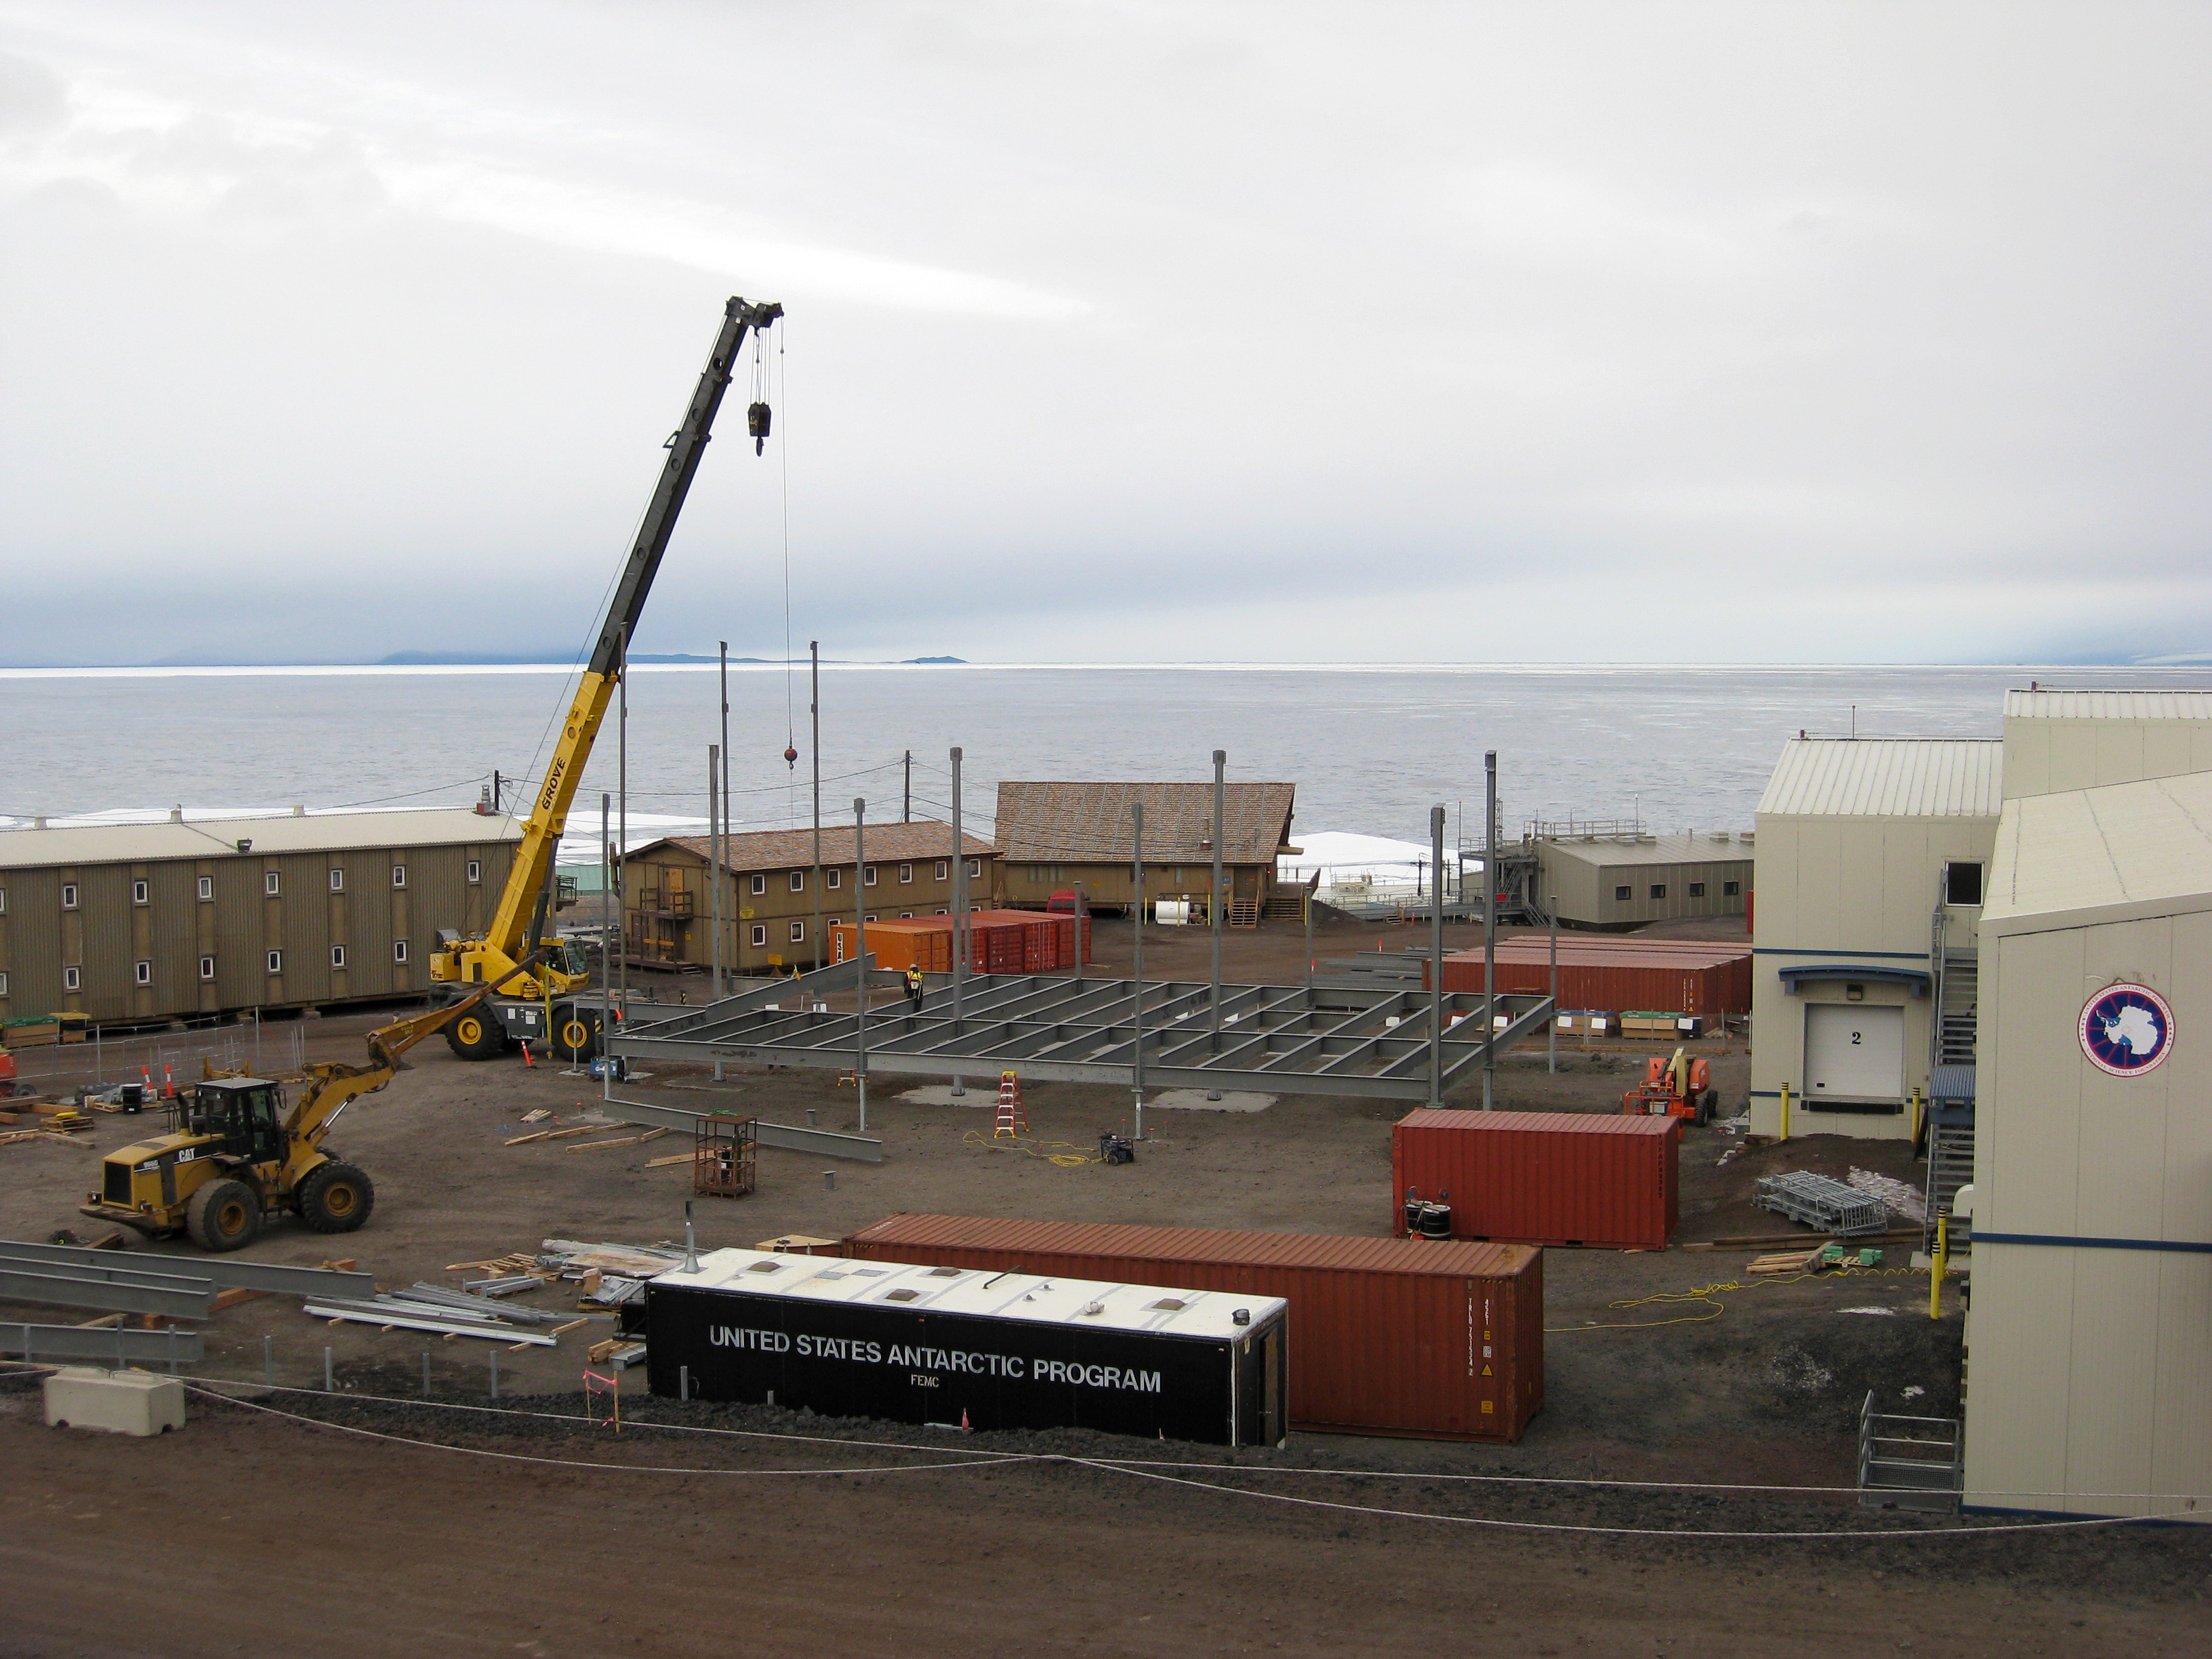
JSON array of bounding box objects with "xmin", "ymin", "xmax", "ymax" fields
[
  {"xmin": 297, "ymin": 1162, "xmax": 375, "ymax": 1233},
  {"xmin": 445, "ymin": 1006, "xmax": 506, "ymax": 1061},
  {"xmin": 554, "ymin": 1004, "xmax": 602, "ymax": 1063},
  {"xmin": 186, "ymin": 1179, "xmax": 262, "ymax": 1252}
]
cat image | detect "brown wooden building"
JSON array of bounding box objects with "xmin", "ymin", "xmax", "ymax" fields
[
  {"xmin": 0, "ymin": 808, "xmax": 520, "ymax": 1028},
  {"xmin": 623, "ymin": 821, "xmax": 999, "ymax": 975},
  {"xmin": 991, "ymin": 781, "xmax": 1298, "ymax": 919}
]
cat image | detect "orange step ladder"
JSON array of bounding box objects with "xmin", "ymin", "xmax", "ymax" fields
[{"xmin": 993, "ymin": 1071, "xmax": 1028, "ymax": 1139}]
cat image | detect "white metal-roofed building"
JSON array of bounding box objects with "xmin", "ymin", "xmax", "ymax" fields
[
  {"xmin": 1963, "ymin": 770, "xmax": 2212, "ymax": 1519},
  {"xmin": 1749, "ymin": 740, "xmax": 2003, "ymax": 1140},
  {"xmin": 0, "ymin": 808, "xmax": 523, "ymax": 1026},
  {"xmin": 2001, "ymin": 688, "xmax": 2212, "ymax": 800},
  {"xmin": 1531, "ymin": 832, "xmax": 1753, "ymax": 930}
]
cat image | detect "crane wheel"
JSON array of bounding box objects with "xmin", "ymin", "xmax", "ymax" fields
[
  {"xmin": 298, "ymin": 1162, "xmax": 375, "ymax": 1233},
  {"xmin": 185, "ymin": 1179, "xmax": 262, "ymax": 1252},
  {"xmin": 554, "ymin": 1005, "xmax": 603, "ymax": 1062},
  {"xmin": 445, "ymin": 1008, "xmax": 506, "ymax": 1061}
]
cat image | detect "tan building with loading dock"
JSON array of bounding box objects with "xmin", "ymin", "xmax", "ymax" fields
[{"xmin": 0, "ymin": 808, "xmax": 520, "ymax": 1028}]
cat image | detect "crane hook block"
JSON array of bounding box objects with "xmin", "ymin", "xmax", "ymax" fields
[
  {"xmin": 747, "ymin": 401, "xmax": 772, "ymax": 455},
  {"xmin": 783, "ymin": 745, "xmax": 800, "ymax": 768}
]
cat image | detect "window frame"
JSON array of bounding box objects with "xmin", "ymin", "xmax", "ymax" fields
[
  {"xmin": 327, "ymin": 867, "xmax": 344, "ymax": 893},
  {"xmin": 197, "ymin": 875, "xmax": 213, "ymax": 902},
  {"xmin": 331, "ymin": 943, "xmax": 347, "ymax": 969},
  {"xmin": 1946, "ymin": 861, "xmax": 1985, "ymax": 907},
  {"xmin": 131, "ymin": 879, "xmax": 149, "ymax": 905},
  {"xmin": 393, "ymin": 939, "xmax": 409, "ymax": 964},
  {"xmin": 898, "ymin": 863, "xmax": 913, "ymax": 884},
  {"xmin": 788, "ymin": 870, "xmax": 805, "ymax": 893},
  {"xmin": 0, "ymin": 887, "xmax": 7, "ymax": 915},
  {"xmin": 64, "ymin": 965, "xmax": 82, "ymax": 991},
  {"xmin": 1722, "ymin": 880, "xmax": 1741, "ymax": 897},
  {"xmin": 827, "ymin": 867, "xmax": 843, "ymax": 890},
  {"xmin": 61, "ymin": 882, "xmax": 79, "ymax": 910},
  {"xmin": 750, "ymin": 873, "xmax": 767, "ymax": 896},
  {"xmin": 466, "ymin": 860, "xmax": 481, "ymax": 885},
  {"xmin": 788, "ymin": 920, "xmax": 805, "ymax": 943},
  {"xmin": 134, "ymin": 959, "xmax": 152, "ymax": 986},
  {"xmin": 967, "ymin": 859, "xmax": 982, "ymax": 878},
  {"xmin": 750, "ymin": 923, "xmax": 768, "ymax": 947},
  {"xmin": 934, "ymin": 860, "xmax": 949, "ymax": 881},
  {"xmin": 1613, "ymin": 885, "xmax": 1631, "ymax": 901},
  {"xmin": 391, "ymin": 863, "xmax": 407, "ymax": 889},
  {"xmin": 863, "ymin": 866, "xmax": 878, "ymax": 888},
  {"xmin": 0, "ymin": 969, "xmax": 8, "ymax": 997},
  {"xmin": 1650, "ymin": 884, "xmax": 1667, "ymax": 900},
  {"xmin": 265, "ymin": 949, "xmax": 283, "ymax": 975},
  {"xmin": 199, "ymin": 956, "xmax": 217, "ymax": 981},
  {"xmin": 264, "ymin": 870, "xmax": 282, "ymax": 897},
  {"xmin": 1687, "ymin": 882, "xmax": 1706, "ymax": 899}
]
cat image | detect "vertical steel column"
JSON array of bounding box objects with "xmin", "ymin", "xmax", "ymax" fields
[
  {"xmin": 1548, "ymin": 893, "xmax": 1560, "ymax": 1076},
  {"xmin": 903, "ymin": 750, "xmax": 912, "ymax": 821},
  {"xmin": 708, "ymin": 745, "xmax": 722, "ymax": 1000},
  {"xmin": 1073, "ymin": 883, "xmax": 1085, "ymax": 982},
  {"xmin": 1429, "ymin": 804, "xmax": 1446, "ymax": 1107},
  {"xmin": 1131, "ymin": 802, "xmax": 1146, "ymax": 1141},
  {"xmin": 810, "ymin": 641, "xmax": 823, "ymax": 968},
  {"xmin": 1483, "ymin": 750, "xmax": 1498, "ymax": 1111},
  {"xmin": 1207, "ymin": 750, "xmax": 1226, "ymax": 1101},
  {"xmin": 617, "ymin": 624, "xmax": 629, "ymax": 1030},
  {"xmin": 853, "ymin": 798, "xmax": 869, "ymax": 1133},
  {"xmin": 950, "ymin": 746, "xmax": 966, "ymax": 1098}
]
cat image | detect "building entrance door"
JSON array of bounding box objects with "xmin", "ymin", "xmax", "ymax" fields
[{"xmin": 1804, "ymin": 1003, "xmax": 1903, "ymax": 1104}]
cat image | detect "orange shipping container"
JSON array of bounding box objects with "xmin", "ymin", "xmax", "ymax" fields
[
  {"xmin": 1394, "ymin": 1109, "xmax": 1679, "ymax": 1250},
  {"xmin": 1422, "ymin": 939, "xmax": 1750, "ymax": 1018},
  {"xmin": 842, "ymin": 1213, "xmax": 1542, "ymax": 1442},
  {"xmin": 828, "ymin": 920, "xmax": 951, "ymax": 973},
  {"xmin": 831, "ymin": 911, "xmax": 1090, "ymax": 975}
]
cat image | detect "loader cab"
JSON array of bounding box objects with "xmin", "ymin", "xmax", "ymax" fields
[{"xmin": 180, "ymin": 1079, "xmax": 289, "ymax": 1164}]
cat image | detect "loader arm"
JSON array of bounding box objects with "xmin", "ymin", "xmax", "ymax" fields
[
  {"xmin": 437, "ymin": 296, "xmax": 782, "ymax": 1001},
  {"xmin": 286, "ymin": 954, "xmax": 547, "ymax": 1155}
]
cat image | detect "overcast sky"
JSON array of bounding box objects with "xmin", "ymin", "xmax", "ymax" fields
[{"xmin": 2, "ymin": 2, "xmax": 2207, "ymax": 667}]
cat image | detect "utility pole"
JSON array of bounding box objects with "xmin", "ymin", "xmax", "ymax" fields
[
  {"xmin": 1073, "ymin": 882, "xmax": 1084, "ymax": 982},
  {"xmin": 810, "ymin": 640, "xmax": 822, "ymax": 970},
  {"xmin": 853, "ymin": 797, "xmax": 869, "ymax": 1132},
  {"xmin": 950, "ymin": 746, "xmax": 966, "ymax": 1098},
  {"xmin": 1130, "ymin": 801, "xmax": 1145, "ymax": 1142},
  {"xmin": 1206, "ymin": 751, "xmax": 1225, "ymax": 1102},
  {"xmin": 708, "ymin": 745, "xmax": 722, "ymax": 1002},
  {"xmin": 616, "ymin": 623, "xmax": 629, "ymax": 1035},
  {"xmin": 1483, "ymin": 750, "xmax": 1498, "ymax": 1111},
  {"xmin": 903, "ymin": 750, "xmax": 912, "ymax": 822},
  {"xmin": 600, "ymin": 792, "xmax": 613, "ymax": 1004},
  {"xmin": 718, "ymin": 640, "xmax": 731, "ymax": 979},
  {"xmin": 1429, "ymin": 804, "xmax": 1446, "ymax": 1107}
]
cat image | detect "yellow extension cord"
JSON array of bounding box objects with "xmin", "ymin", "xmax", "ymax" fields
[
  {"xmin": 1545, "ymin": 1265, "xmax": 1931, "ymax": 1334},
  {"xmin": 962, "ymin": 1128, "xmax": 1101, "ymax": 1168}
]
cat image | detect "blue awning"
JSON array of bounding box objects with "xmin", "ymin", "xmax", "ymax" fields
[{"xmin": 1776, "ymin": 964, "xmax": 1931, "ymax": 998}]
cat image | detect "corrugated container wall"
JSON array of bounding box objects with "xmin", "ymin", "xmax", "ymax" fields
[
  {"xmin": 831, "ymin": 911, "xmax": 1090, "ymax": 975},
  {"xmin": 842, "ymin": 1214, "xmax": 1542, "ymax": 1442},
  {"xmin": 1393, "ymin": 1110, "xmax": 1679, "ymax": 1250},
  {"xmin": 1425, "ymin": 942, "xmax": 1751, "ymax": 1018}
]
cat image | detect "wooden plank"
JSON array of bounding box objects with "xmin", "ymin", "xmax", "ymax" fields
[
  {"xmin": 644, "ymin": 1151, "xmax": 696, "ymax": 1169},
  {"xmin": 567, "ymin": 1134, "xmax": 649, "ymax": 1153},
  {"xmin": 210, "ymin": 1286, "xmax": 268, "ymax": 1313},
  {"xmin": 550, "ymin": 1319, "xmax": 588, "ymax": 1336}
]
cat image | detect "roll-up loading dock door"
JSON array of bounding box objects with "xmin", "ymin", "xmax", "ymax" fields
[{"xmin": 1804, "ymin": 1002, "xmax": 1903, "ymax": 1105}]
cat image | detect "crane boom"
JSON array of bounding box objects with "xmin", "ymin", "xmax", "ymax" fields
[{"xmin": 432, "ymin": 296, "xmax": 781, "ymax": 1011}]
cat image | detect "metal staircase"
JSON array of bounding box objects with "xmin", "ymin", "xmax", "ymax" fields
[
  {"xmin": 1936, "ymin": 952, "xmax": 1978, "ymax": 1067},
  {"xmin": 1858, "ymin": 1392, "xmax": 1963, "ymax": 1513},
  {"xmin": 1923, "ymin": 1119, "xmax": 1975, "ymax": 1256}
]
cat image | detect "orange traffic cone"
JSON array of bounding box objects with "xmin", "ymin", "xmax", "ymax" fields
[
  {"xmin": 960, "ymin": 1408, "xmax": 972, "ymax": 1432},
  {"xmin": 520, "ymin": 1040, "xmax": 534, "ymax": 1069}
]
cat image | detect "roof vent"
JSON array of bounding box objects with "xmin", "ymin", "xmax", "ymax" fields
[
  {"xmin": 745, "ymin": 1261, "xmax": 782, "ymax": 1274},
  {"xmin": 1147, "ymin": 1298, "xmax": 1187, "ymax": 1311},
  {"xmin": 169, "ymin": 806, "xmax": 184, "ymax": 823},
  {"xmin": 32, "ymin": 816, "xmax": 46, "ymax": 830},
  {"xmin": 884, "ymin": 1288, "xmax": 922, "ymax": 1302},
  {"xmin": 291, "ymin": 804, "xmax": 306, "ymax": 817},
  {"xmin": 235, "ymin": 839, "xmax": 253, "ymax": 854}
]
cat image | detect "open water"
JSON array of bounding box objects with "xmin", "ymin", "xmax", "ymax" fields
[{"xmin": 5, "ymin": 663, "xmax": 2211, "ymax": 848}]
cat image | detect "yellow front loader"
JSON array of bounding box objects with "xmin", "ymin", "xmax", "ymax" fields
[{"xmin": 79, "ymin": 975, "xmax": 519, "ymax": 1252}]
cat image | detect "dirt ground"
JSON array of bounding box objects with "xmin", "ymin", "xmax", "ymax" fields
[{"xmin": 4, "ymin": 914, "xmax": 2205, "ymax": 1655}]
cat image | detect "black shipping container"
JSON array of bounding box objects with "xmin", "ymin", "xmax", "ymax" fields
[{"xmin": 644, "ymin": 1249, "xmax": 1288, "ymax": 1446}]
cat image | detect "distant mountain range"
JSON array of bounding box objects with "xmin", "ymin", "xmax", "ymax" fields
[{"xmin": 1, "ymin": 651, "xmax": 969, "ymax": 669}]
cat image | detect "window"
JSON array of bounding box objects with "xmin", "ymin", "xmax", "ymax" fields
[
  {"xmin": 750, "ymin": 874, "xmax": 767, "ymax": 896},
  {"xmin": 64, "ymin": 966, "xmax": 81, "ymax": 991},
  {"xmin": 789, "ymin": 920, "xmax": 805, "ymax": 943},
  {"xmin": 0, "ymin": 970, "xmax": 7, "ymax": 997},
  {"xmin": 131, "ymin": 960, "xmax": 151, "ymax": 985},
  {"xmin": 789, "ymin": 870, "xmax": 805, "ymax": 893},
  {"xmin": 1614, "ymin": 885, "xmax": 1631, "ymax": 901},
  {"xmin": 391, "ymin": 863, "xmax": 407, "ymax": 888},
  {"xmin": 0, "ymin": 888, "xmax": 7, "ymax": 914},
  {"xmin": 863, "ymin": 866, "xmax": 878, "ymax": 887},
  {"xmin": 1687, "ymin": 882, "xmax": 1706, "ymax": 899},
  {"xmin": 898, "ymin": 863, "xmax": 914, "ymax": 884},
  {"xmin": 131, "ymin": 879, "xmax": 149, "ymax": 905},
  {"xmin": 934, "ymin": 908, "xmax": 948, "ymax": 916},
  {"xmin": 393, "ymin": 940, "xmax": 409, "ymax": 964},
  {"xmin": 827, "ymin": 868, "xmax": 842, "ymax": 889},
  {"xmin": 329, "ymin": 867, "xmax": 345, "ymax": 893},
  {"xmin": 197, "ymin": 876, "xmax": 213, "ymax": 901},
  {"xmin": 264, "ymin": 871, "xmax": 281, "ymax": 896},
  {"xmin": 967, "ymin": 859, "xmax": 982, "ymax": 878},
  {"xmin": 1650, "ymin": 884, "xmax": 1667, "ymax": 900},
  {"xmin": 750, "ymin": 924, "xmax": 768, "ymax": 947},
  {"xmin": 1946, "ymin": 861, "xmax": 1984, "ymax": 906},
  {"xmin": 466, "ymin": 860, "xmax": 481, "ymax": 885},
  {"xmin": 200, "ymin": 956, "xmax": 216, "ymax": 981},
  {"xmin": 935, "ymin": 860, "xmax": 949, "ymax": 881},
  {"xmin": 864, "ymin": 914, "xmax": 878, "ymax": 923},
  {"xmin": 61, "ymin": 883, "xmax": 79, "ymax": 909},
  {"xmin": 266, "ymin": 950, "xmax": 283, "ymax": 975},
  {"xmin": 331, "ymin": 944, "xmax": 347, "ymax": 969},
  {"xmin": 1723, "ymin": 880, "xmax": 1741, "ymax": 897},
  {"xmin": 899, "ymin": 911, "xmax": 914, "ymax": 919}
]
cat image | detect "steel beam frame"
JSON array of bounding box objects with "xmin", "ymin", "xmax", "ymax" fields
[
  {"xmin": 0, "ymin": 1240, "xmax": 375, "ymax": 1301},
  {"xmin": 610, "ymin": 976, "xmax": 1555, "ymax": 1101},
  {"xmin": 0, "ymin": 1263, "xmax": 216, "ymax": 1319},
  {"xmin": 3, "ymin": 1322, "xmax": 204, "ymax": 1363}
]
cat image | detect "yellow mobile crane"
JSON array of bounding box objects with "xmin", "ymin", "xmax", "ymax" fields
[
  {"xmin": 79, "ymin": 970, "xmax": 531, "ymax": 1250},
  {"xmin": 429, "ymin": 296, "xmax": 782, "ymax": 1061}
]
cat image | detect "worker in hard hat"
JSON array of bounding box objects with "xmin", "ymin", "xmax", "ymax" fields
[{"xmin": 905, "ymin": 965, "xmax": 926, "ymax": 1010}]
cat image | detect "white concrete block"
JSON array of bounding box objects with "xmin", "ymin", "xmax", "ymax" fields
[{"xmin": 42, "ymin": 1366, "xmax": 186, "ymax": 1437}]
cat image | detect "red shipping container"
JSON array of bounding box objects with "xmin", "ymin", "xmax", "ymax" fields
[
  {"xmin": 842, "ymin": 1213, "xmax": 1542, "ymax": 1443},
  {"xmin": 1394, "ymin": 1109, "xmax": 1678, "ymax": 1250},
  {"xmin": 834, "ymin": 911, "xmax": 1090, "ymax": 975},
  {"xmin": 1423, "ymin": 939, "xmax": 1750, "ymax": 1018}
]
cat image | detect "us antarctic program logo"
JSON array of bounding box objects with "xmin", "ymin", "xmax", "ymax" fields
[{"xmin": 2079, "ymin": 983, "xmax": 2175, "ymax": 1078}]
